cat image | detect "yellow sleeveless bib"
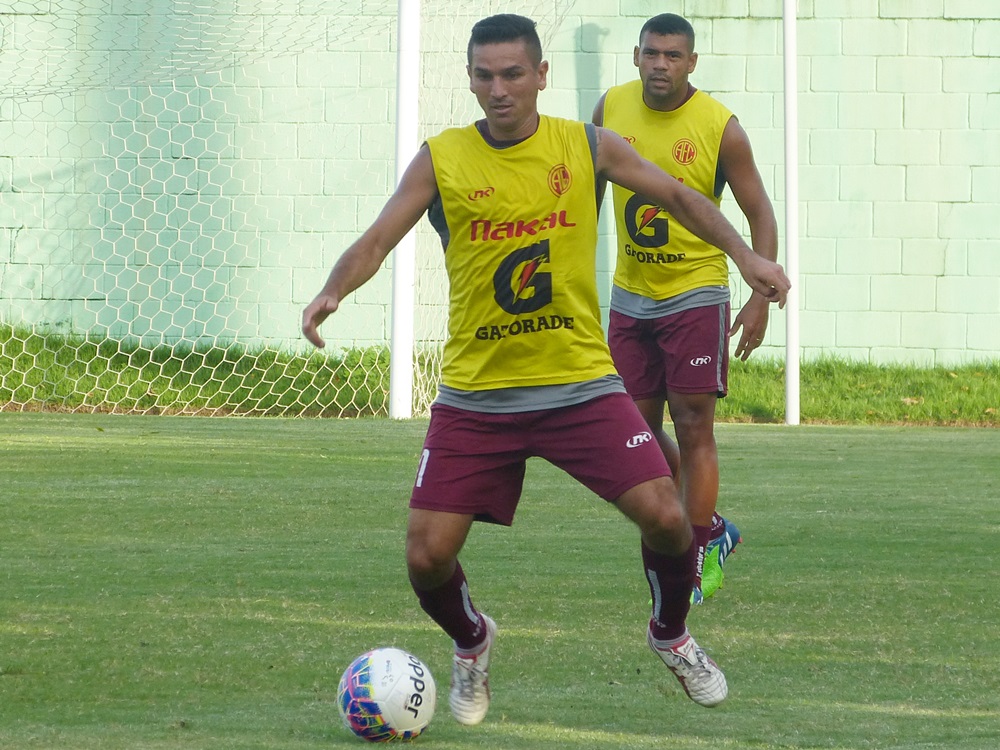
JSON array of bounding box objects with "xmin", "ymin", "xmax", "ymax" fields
[
  {"xmin": 426, "ymin": 116, "xmax": 616, "ymax": 391},
  {"xmin": 604, "ymin": 81, "xmax": 733, "ymax": 299}
]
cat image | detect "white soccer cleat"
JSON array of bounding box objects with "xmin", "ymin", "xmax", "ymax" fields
[
  {"xmin": 449, "ymin": 614, "xmax": 497, "ymax": 725},
  {"xmin": 647, "ymin": 629, "xmax": 728, "ymax": 707}
]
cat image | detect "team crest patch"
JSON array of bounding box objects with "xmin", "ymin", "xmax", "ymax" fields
[
  {"xmin": 548, "ymin": 164, "xmax": 572, "ymax": 196},
  {"xmin": 673, "ymin": 138, "xmax": 697, "ymax": 165}
]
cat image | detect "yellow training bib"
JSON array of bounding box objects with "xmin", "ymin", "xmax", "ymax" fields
[
  {"xmin": 604, "ymin": 81, "xmax": 733, "ymax": 300},
  {"xmin": 426, "ymin": 116, "xmax": 616, "ymax": 391}
]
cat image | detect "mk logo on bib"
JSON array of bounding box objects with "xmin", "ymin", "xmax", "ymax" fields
[{"xmin": 468, "ymin": 186, "xmax": 495, "ymax": 200}]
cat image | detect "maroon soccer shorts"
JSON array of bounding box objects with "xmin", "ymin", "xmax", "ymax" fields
[
  {"xmin": 409, "ymin": 392, "xmax": 670, "ymax": 526},
  {"xmin": 608, "ymin": 302, "xmax": 730, "ymax": 400}
]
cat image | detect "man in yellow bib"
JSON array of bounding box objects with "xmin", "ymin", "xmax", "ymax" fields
[
  {"xmin": 304, "ymin": 14, "xmax": 788, "ymax": 725},
  {"xmin": 594, "ymin": 13, "xmax": 780, "ymax": 604}
]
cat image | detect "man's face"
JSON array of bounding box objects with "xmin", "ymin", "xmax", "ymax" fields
[
  {"xmin": 634, "ymin": 32, "xmax": 697, "ymax": 109},
  {"xmin": 468, "ymin": 40, "xmax": 548, "ymax": 139}
]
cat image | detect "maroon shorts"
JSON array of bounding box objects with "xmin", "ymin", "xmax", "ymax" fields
[
  {"xmin": 608, "ymin": 303, "xmax": 730, "ymax": 400},
  {"xmin": 409, "ymin": 392, "xmax": 670, "ymax": 526}
]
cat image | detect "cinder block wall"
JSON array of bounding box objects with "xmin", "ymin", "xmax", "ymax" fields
[
  {"xmin": 1, "ymin": 1, "xmax": 997, "ymax": 365},
  {"xmin": 546, "ymin": 0, "xmax": 999, "ymax": 365}
]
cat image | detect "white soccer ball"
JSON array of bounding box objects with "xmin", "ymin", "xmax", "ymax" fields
[{"xmin": 337, "ymin": 647, "xmax": 437, "ymax": 742}]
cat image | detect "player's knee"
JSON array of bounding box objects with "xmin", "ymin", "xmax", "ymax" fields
[
  {"xmin": 669, "ymin": 399, "xmax": 716, "ymax": 442},
  {"xmin": 643, "ymin": 497, "xmax": 687, "ymax": 540},
  {"xmin": 624, "ymin": 482, "xmax": 687, "ymax": 540},
  {"xmin": 405, "ymin": 541, "xmax": 455, "ymax": 585},
  {"xmin": 405, "ymin": 544, "xmax": 436, "ymax": 579}
]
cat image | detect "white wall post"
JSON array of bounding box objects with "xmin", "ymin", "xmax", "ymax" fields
[
  {"xmin": 388, "ymin": 0, "xmax": 421, "ymax": 419},
  {"xmin": 783, "ymin": 0, "xmax": 801, "ymax": 426}
]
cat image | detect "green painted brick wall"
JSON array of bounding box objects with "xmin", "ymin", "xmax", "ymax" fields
[
  {"xmin": 576, "ymin": 1, "xmax": 999, "ymax": 365},
  {"xmin": 0, "ymin": 0, "xmax": 997, "ymax": 365}
]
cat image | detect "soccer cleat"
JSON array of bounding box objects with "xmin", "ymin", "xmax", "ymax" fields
[
  {"xmin": 710, "ymin": 517, "xmax": 742, "ymax": 568},
  {"xmin": 648, "ymin": 630, "xmax": 728, "ymax": 707},
  {"xmin": 698, "ymin": 556, "xmax": 724, "ymax": 601},
  {"xmin": 449, "ymin": 614, "xmax": 496, "ymax": 726},
  {"xmin": 694, "ymin": 517, "xmax": 742, "ymax": 603}
]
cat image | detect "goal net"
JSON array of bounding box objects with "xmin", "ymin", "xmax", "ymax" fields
[{"xmin": 0, "ymin": 0, "xmax": 575, "ymax": 416}]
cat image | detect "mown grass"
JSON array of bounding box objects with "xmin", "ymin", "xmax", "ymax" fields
[
  {"xmin": 720, "ymin": 357, "xmax": 1000, "ymax": 426},
  {"xmin": 2, "ymin": 415, "xmax": 999, "ymax": 749},
  {"xmin": 2, "ymin": 323, "xmax": 998, "ymax": 424}
]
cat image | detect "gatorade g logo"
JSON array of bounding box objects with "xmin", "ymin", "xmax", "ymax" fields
[
  {"xmin": 624, "ymin": 193, "xmax": 668, "ymax": 248},
  {"xmin": 493, "ymin": 240, "xmax": 552, "ymax": 314}
]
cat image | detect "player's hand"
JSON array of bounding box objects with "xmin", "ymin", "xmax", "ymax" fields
[
  {"xmin": 302, "ymin": 294, "xmax": 340, "ymax": 349},
  {"xmin": 738, "ymin": 255, "xmax": 790, "ymax": 309},
  {"xmin": 730, "ymin": 294, "xmax": 770, "ymax": 361}
]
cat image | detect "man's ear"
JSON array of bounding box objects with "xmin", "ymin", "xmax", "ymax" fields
[{"xmin": 537, "ymin": 60, "xmax": 549, "ymax": 91}]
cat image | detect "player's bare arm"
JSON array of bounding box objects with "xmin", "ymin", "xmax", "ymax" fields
[
  {"xmin": 720, "ymin": 118, "xmax": 778, "ymax": 264},
  {"xmin": 591, "ymin": 92, "xmax": 607, "ymax": 127},
  {"xmin": 302, "ymin": 145, "xmax": 439, "ymax": 349},
  {"xmin": 719, "ymin": 117, "xmax": 781, "ymax": 358},
  {"xmin": 590, "ymin": 93, "xmax": 610, "ymax": 205},
  {"xmin": 595, "ymin": 126, "xmax": 790, "ymax": 306}
]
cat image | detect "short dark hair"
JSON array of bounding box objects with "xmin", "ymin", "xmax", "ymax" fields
[
  {"xmin": 467, "ymin": 14, "xmax": 543, "ymax": 66},
  {"xmin": 639, "ymin": 13, "xmax": 695, "ymax": 52}
]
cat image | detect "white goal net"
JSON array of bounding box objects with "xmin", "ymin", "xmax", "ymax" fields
[{"xmin": 0, "ymin": 0, "xmax": 575, "ymax": 416}]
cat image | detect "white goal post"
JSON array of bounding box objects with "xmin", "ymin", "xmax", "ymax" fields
[
  {"xmin": 0, "ymin": 1, "xmax": 797, "ymax": 419},
  {"xmin": 386, "ymin": 1, "xmax": 802, "ymax": 421},
  {"xmin": 388, "ymin": 0, "xmax": 420, "ymax": 419},
  {"xmin": 782, "ymin": 0, "xmax": 801, "ymax": 426}
]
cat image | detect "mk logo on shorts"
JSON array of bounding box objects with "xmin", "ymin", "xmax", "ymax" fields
[
  {"xmin": 626, "ymin": 431, "xmax": 653, "ymax": 448},
  {"xmin": 690, "ymin": 356, "xmax": 713, "ymax": 367}
]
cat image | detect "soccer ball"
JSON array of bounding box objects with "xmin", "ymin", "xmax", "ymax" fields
[{"xmin": 337, "ymin": 647, "xmax": 437, "ymax": 742}]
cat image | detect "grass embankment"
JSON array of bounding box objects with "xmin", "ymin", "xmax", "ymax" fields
[
  {"xmin": 721, "ymin": 357, "xmax": 999, "ymax": 426},
  {"xmin": 2, "ymin": 324, "xmax": 997, "ymax": 424}
]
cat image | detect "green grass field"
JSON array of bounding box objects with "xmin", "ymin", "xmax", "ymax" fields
[{"xmin": 3, "ymin": 413, "xmax": 999, "ymax": 749}]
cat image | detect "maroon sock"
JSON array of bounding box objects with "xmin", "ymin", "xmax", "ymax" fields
[
  {"xmin": 643, "ymin": 539, "xmax": 696, "ymax": 641},
  {"xmin": 411, "ymin": 561, "xmax": 485, "ymax": 650},
  {"xmin": 692, "ymin": 524, "xmax": 712, "ymax": 588},
  {"xmin": 710, "ymin": 513, "xmax": 726, "ymax": 538}
]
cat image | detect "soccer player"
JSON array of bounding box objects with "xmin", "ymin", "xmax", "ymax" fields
[
  {"xmin": 593, "ymin": 13, "xmax": 780, "ymax": 603},
  {"xmin": 303, "ymin": 14, "xmax": 789, "ymax": 724}
]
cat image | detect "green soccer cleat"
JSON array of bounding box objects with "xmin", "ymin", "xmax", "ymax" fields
[
  {"xmin": 699, "ymin": 547, "xmax": 725, "ymax": 600},
  {"xmin": 693, "ymin": 518, "xmax": 742, "ymax": 603}
]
